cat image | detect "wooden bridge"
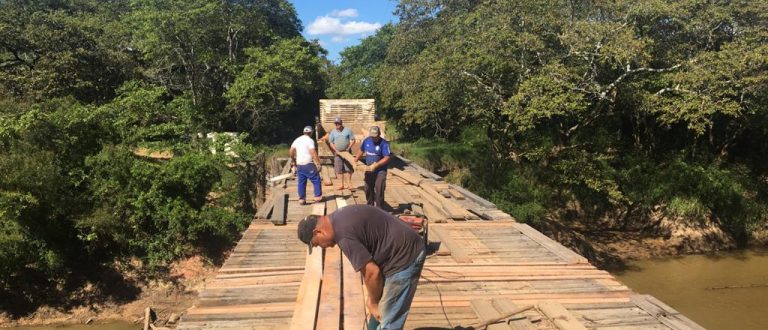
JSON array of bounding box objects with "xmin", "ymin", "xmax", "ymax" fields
[{"xmin": 177, "ymin": 101, "xmax": 704, "ymax": 329}]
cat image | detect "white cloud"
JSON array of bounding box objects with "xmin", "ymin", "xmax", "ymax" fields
[
  {"xmin": 307, "ymin": 16, "xmax": 382, "ymax": 36},
  {"xmin": 331, "ymin": 36, "xmax": 348, "ymax": 43},
  {"xmin": 330, "ymin": 8, "xmax": 358, "ymax": 18}
]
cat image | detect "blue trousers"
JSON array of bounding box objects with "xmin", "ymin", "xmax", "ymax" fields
[
  {"xmin": 368, "ymin": 249, "xmax": 426, "ymax": 330},
  {"xmin": 297, "ymin": 163, "xmax": 322, "ymax": 200}
]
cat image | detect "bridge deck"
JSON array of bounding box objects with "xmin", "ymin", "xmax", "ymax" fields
[{"xmin": 178, "ymin": 154, "xmax": 704, "ymax": 329}]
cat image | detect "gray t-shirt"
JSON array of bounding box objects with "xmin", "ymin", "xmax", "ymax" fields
[
  {"xmin": 331, "ymin": 204, "xmax": 424, "ymax": 277},
  {"xmin": 329, "ymin": 127, "xmax": 354, "ymax": 151}
]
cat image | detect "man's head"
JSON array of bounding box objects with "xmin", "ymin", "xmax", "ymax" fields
[
  {"xmin": 297, "ymin": 215, "xmax": 335, "ymax": 253},
  {"xmin": 334, "ymin": 116, "xmax": 343, "ymax": 129},
  {"xmin": 303, "ymin": 126, "xmax": 313, "ymax": 135},
  {"xmin": 369, "ymin": 126, "xmax": 381, "ymax": 141}
]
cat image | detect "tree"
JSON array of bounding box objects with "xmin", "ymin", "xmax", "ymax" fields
[
  {"xmin": 327, "ymin": 24, "xmax": 396, "ymax": 99},
  {"xmin": 367, "ymin": 0, "xmax": 768, "ymax": 236},
  {"xmin": 225, "ymin": 38, "xmax": 325, "ymax": 141}
]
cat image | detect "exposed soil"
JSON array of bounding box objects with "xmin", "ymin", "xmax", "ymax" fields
[
  {"xmin": 0, "ymin": 256, "xmax": 216, "ymax": 328},
  {"xmin": 536, "ymin": 208, "xmax": 753, "ymax": 271}
]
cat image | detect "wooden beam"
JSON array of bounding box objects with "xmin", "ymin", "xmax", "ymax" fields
[
  {"xmin": 270, "ymin": 188, "xmax": 287, "ymax": 226},
  {"xmin": 316, "ymin": 246, "xmax": 342, "ymax": 329},
  {"xmin": 537, "ymin": 301, "xmax": 586, "ymax": 330},
  {"xmin": 321, "ymin": 165, "xmax": 333, "ymax": 186},
  {"xmin": 288, "ymin": 205, "xmax": 325, "ymax": 330},
  {"xmin": 336, "ymin": 197, "xmax": 367, "ymax": 330},
  {"xmin": 254, "ymin": 194, "xmax": 275, "ymax": 219}
]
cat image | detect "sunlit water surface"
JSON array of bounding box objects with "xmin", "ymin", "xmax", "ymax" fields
[{"xmin": 614, "ymin": 249, "xmax": 768, "ymax": 330}]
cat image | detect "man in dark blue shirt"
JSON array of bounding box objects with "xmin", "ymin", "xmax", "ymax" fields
[{"xmin": 354, "ymin": 126, "xmax": 391, "ymax": 209}]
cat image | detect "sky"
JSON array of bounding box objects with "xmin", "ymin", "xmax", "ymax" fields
[{"xmin": 291, "ymin": 0, "xmax": 399, "ymax": 63}]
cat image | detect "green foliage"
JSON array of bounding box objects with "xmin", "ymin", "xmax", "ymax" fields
[
  {"xmin": 83, "ymin": 148, "xmax": 248, "ymax": 267},
  {"xmin": 0, "ymin": 0, "xmax": 325, "ymax": 313},
  {"xmin": 327, "ymin": 24, "xmax": 396, "ymax": 100},
  {"xmin": 225, "ymin": 38, "xmax": 325, "ymax": 140},
  {"xmin": 328, "ymin": 0, "xmax": 768, "ymax": 242}
]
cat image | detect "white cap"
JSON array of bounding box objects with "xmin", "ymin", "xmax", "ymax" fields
[{"xmin": 303, "ymin": 126, "xmax": 313, "ymax": 133}]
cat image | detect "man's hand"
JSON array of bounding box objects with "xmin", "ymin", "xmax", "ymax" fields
[
  {"xmin": 367, "ymin": 299, "xmax": 381, "ymax": 321},
  {"xmin": 365, "ymin": 163, "xmax": 377, "ymax": 172}
]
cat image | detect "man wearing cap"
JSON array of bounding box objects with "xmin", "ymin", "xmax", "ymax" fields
[
  {"xmin": 354, "ymin": 126, "xmax": 390, "ymax": 209},
  {"xmin": 297, "ymin": 204, "xmax": 426, "ymax": 329},
  {"xmin": 320, "ymin": 117, "xmax": 356, "ymax": 190},
  {"xmin": 290, "ymin": 126, "xmax": 323, "ymax": 204}
]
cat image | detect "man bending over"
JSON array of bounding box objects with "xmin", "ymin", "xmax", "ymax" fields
[{"xmin": 297, "ymin": 204, "xmax": 425, "ymax": 329}]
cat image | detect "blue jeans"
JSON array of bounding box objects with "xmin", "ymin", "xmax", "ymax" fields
[
  {"xmin": 297, "ymin": 163, "xmax": 322, "ymax": 200},
  {"xmin": 368, "ymin": 249, "xmax": 426, "ymax": 330}
]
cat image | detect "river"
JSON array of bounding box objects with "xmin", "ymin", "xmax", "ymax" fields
[{"xmin": 613, "ymin": 248, "xmax": 768, "ymax": 330}]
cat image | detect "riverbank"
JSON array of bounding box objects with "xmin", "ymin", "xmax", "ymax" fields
[
  {"xmin": 0, "ymin": 257, "xmax": 216, "ymax": 328},
  {"xmin": 537, "ymin": 210, "xmax": 768, "ymax": 270}
]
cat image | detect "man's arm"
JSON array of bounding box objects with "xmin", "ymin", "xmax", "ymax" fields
[
  {"xmin": 362, "ymin": 260, "xmax": 384, "ymax": 320},
  {"xmin": 310, "ymin": 148, "xmax": 321, "ymax": 166},
  {"xmin": 353, "ymin": 148, "xmax": 364, "ymax": 164},
  {"xmin": 368, "ymin": 155, "xmax": 389, "ymax": 171},
  {"xmin": 348, "ymin": 130, "xmax": 356, "ymax": 152}
]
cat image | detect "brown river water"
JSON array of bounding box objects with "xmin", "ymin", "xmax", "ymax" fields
[
  {"xmin": 9, "ymin": 249, "xmax": 768, "ymax": 330},
  {"xmin": 614, "ymin": 248, "xmax": 768, "ymax": 330}
]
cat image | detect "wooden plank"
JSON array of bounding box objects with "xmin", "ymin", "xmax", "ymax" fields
[
  {"xmin": 470, "ymin": 300, "xmax": 514, "ymax": 330},
  {"xmin": 396, "ymin": 155, "xmax": 442, "ymax": 180},
  {"xmin": 390, "ymin": 168, "xmax": 423, "ymax": 186},
  {"xmin": 538, "ymin": 301, "xmax": 587, "ymax": 330},
  {"xmin": 514, "ymin": 223, "xmax": 588, "ymax": 264},
  {"xmin": 421, "ymin": 182, "xmax": 472, "ymax": 219},
  {"xmin": 288, "ymin": 204, "xmax": 325, "ymax": 329},
  {"xmin": 631, "ymin": 295, "xmax": 705, "ymax": 330},
  {"xmin": 447, "ymin": 188, "xmax": 465, "ymax": 200},
  {"xmin": 337, "ymin": 197, "xmax": 367, "ymax": 330},
  {"xmin": 321, "ymin": 165, "xmax": 333, "ymax": 186},
  {"xmin": 449, "ymin": 183, "xmax": 496, "ymax": 208},
  {"xmin": 430, "ymin": 226, "xmax": 473, "ymax": 263},
  {"xmin": 427, "ymin": 226, "xmax": 451, "ymax": 257},
  {"xmin": 270, "ymin": 188, "xmax": 287, "ymax": 225},
  {"xmin": 186, "ymin": 302, "xmax": 296, "ymax": 315},
  {"xmin": 254, "ymin": 194, "xmax": 275, "ymax": 219},
  {"xmin": 493, "ymin": 299, "xmax": 538, "ymax": 330},
  {"xmin": 421, "ymin": 197, "xmax": 449, "ymax": 223},
  {"xmin": 336, "ymin": 151, "xmax": 360, "ymax": 170},
  {"xmin": 316, "ymin": 246, "xmax": 342, "ymax": 329}
]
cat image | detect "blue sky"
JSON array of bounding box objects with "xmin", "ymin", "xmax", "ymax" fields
[{"xmin": 291, "ymin": 0, "xmax": 398, "ymax": 63}]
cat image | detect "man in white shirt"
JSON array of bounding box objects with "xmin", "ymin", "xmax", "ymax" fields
[{"xmin": 290, "ymin": 126, "xmax": 323, "ymax": 204}]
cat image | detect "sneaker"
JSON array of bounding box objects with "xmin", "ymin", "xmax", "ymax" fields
[
  {"xmin": 298, "ymin": 199, "xmax": 306, "ymax": 205},
  {"xmin": 314, "ymin": 196, "xmax": 323, "ymax": 202}
]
